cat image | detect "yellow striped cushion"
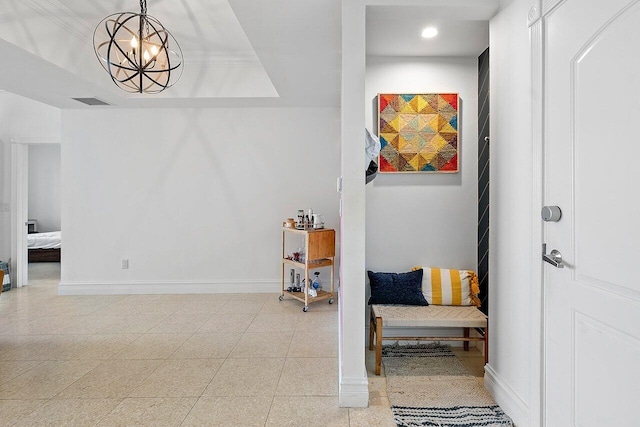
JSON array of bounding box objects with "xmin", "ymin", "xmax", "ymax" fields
[{"xmin": 416, "ymin": 267, "xmax": 480, "ymax": 306}]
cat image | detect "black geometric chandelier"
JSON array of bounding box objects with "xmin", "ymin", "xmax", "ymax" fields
[{"xmin": 93, "ymin": 0, "xmax": 183, "ymax": 94}]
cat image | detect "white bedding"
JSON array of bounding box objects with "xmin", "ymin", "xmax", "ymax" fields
[{"xmin": 28, "ymin": 231, "xmax": 61, "ymax": 249}]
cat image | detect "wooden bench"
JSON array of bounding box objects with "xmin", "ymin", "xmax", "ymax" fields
[{"xmin": 369, "ymin": 304, "xmax": 488, "ymax": 375}]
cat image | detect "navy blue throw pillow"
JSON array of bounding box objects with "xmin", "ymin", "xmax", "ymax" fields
[{"xmin": 367, "ymin": 269, "xmax": 428, "ymax": 306}]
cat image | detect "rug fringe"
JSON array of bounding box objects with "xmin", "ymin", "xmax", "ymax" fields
[
  {"xmin": 392, "ymin": 405, "xmax": 514, "ymax": 427},
  {"xmin": 382, "ymin": 343, "xmax": 455, "ymax": 358}
]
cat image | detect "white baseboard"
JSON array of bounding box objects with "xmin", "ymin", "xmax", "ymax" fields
[
  {"xmin": 484, "ymin": 364, "xmax": 529, "ymax": 426},
  {"xmin": 58, "ymin": 280, "xmax": 281, "ymax": 295},
  {"xmin": 339, "ymin": 376, "xmax": 369, "ymax": 408}
]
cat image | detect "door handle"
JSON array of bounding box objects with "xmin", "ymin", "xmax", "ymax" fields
[{"xmin": 542, "ymin": 243, "xmax": 563, "ymax": 268}]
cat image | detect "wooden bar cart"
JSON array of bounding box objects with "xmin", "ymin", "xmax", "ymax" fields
[{"xmin": 280, "ymin": 227, "xmax": 335, "ymax": 312}]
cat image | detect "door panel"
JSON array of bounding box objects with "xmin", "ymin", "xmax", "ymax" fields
[
  {"xmin": 573, "ymin": 3, "xmax": 640, "ymax": 296},
  {"xmin": 544, "ymin": 0, "xmax": 640, "ymax": 425},
  {"xmin": 574, "ymin": 312, "xmax": 640, "ymax": 426}
]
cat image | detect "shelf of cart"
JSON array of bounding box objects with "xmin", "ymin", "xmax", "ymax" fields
[
  {"xmin": 282, "ymin": 258, "xmax": 333, "ymax": 269},
  {"xmin": 282, "ymin": 289, "xmax": 334, "ymax": 303}
]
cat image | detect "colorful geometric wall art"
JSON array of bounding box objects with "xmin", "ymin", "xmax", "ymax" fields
[{"xmin": 378, "ymin": 93, "xmax": 459, "ymax": 173}]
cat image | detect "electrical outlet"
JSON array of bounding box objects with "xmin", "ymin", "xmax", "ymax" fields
[
  {"xmin": 0, "ymin": 203, "xmax": 9, "ymax": 212},
  {"xmin": 121, "ymin": 259, "xmax": 129, "ymax": 269}
]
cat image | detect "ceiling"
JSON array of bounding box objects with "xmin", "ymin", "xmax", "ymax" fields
[
  {"xmin": 0, "ymin": 0, "xmax": 496, "ymax": 109},
  {"xmin": 366, "ymin": 5, "xmax": 494, "ymax": 57}
]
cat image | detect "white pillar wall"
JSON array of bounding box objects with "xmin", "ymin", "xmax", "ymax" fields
[
  {"xmin": 483, "ymin": 0, "xmax": 536, "ymax": 424},
  {"xmin": 339, "ymin": 0, "xmax": 368, "ymax": 408}
]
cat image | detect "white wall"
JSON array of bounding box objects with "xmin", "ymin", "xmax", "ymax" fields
[
  {"xmin": 484, "ymin": 0, "xmax": 534, "ymax": 424},
  {"xmin": 28, "ymin": 144, "xmax": 61, "ymax": 232},
  {"xmin": 365, "ymin": 57, "xmax": 478, "ymax": 273},
  {"xmin": 339, "ymin": 0, "xmax": 369, "ymax": 407},
  {"xmin": 0, "ymin": 92, "xmax": 61, "ymax": 140},
  {"xmin": 0, "ymin": 92, "xmax": 61, "ymax": 261},
  {"xmin": 60, "ymin": 107, "xmax": 340, "ymax": 294}
]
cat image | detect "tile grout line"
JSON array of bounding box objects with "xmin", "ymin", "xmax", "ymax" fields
[{"xmin": 5, "ymin": 266, "xmax": 356, "ymax": 426}]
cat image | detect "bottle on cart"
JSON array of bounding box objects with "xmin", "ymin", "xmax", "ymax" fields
[{"xmin": 312, "ymin": 272, "xmax": 321, "ymax": 291}]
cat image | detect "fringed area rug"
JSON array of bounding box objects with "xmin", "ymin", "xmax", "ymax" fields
[
  {"xmin": 382, "ymin": 344, "xmax": 513, "ymax": 427},
  {"xmin": 392, "ymin": 405, "xmax": 513, "ymax": 427}
]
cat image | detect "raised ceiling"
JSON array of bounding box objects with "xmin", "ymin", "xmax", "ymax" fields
[
  {"xmin": 0, "ymin": 0, "xmax": 496, "ymax": 109},
  {"xmin": 366, "ymin": 5, "xmax": 493, "ymax": 57},
  {"xmin": 0, "ymin": 0, "xmax": 341, "ymax": 108}
]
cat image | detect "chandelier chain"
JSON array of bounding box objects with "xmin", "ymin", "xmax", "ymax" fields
[{"xmin": 140, "ymin": 0, "xmax": 149, "ymax": 38}]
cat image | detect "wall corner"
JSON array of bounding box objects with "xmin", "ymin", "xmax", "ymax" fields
[{"xmin": 485, "ymin": 364, "xmax": 530, "ymax": 426}]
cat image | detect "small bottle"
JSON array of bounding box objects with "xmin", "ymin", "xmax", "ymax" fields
[{"xmin": 312, "ymin": 272, "xmax": 321, "ymax": 291}]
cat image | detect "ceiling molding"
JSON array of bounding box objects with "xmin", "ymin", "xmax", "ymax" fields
[
  {"xmin": 184, "ymin": 50, "xmax": 262, "ymax": 66},
  {"xmin": 10, "ymin": 136, "xmax": 61, "ymax": 144},
  {"xmin": 20, "ymin": 0, "xmax": 95, "ymax": 42}
]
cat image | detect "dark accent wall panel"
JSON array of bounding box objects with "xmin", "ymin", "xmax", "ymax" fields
[{"xmin": 477, "ymin": 47, "xmax": 490, "ymax": 315}]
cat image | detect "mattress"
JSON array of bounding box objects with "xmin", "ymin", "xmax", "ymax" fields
[{"xmin": 27, "ymin": 231, "xmax": 61, "ymax": 249}]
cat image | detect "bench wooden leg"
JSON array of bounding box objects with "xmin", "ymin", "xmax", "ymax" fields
[
  {"xmin": 484, "ymin": 325, "xmax": 489, "ymax": 364},
  {"xmin": 369, "ymin": 311, "xmax": 375, "ymax": 351},
  {"xmin": 463, "ymin": 327, "xmax": 470, "ymax": 351},
  {"xmin": 375, "ymin": 316, "xmax": 382, "ymax": 376}
]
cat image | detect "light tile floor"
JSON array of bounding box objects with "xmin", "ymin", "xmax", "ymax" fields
[{"xmin": 0, "ymin": 263, "xmax": 484, "ymax": 426}]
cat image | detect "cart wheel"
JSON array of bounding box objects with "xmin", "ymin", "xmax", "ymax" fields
[
  {"xmin": 278, "ymin": 295, "xmax": 284, "ymax": 301},
  {"xmin": 329, "ymin": 298, "xmax": 334, "ymax": 304},
  {"xmin": 303, "ymin": 306, "xmax": 309, "ymax": 312}
]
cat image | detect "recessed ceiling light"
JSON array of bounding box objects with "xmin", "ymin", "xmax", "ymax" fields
[{"xmin": 421, "ymin": 27, "xmax": 439, "ymax": 39}]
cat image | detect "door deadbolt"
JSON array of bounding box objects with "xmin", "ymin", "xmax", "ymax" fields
[{"xmin": 541, "ymin": 206, "xmax": 562, "ymax": 222}]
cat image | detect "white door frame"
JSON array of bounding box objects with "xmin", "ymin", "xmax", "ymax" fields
[
  {"xmin": 10, "ymin": 137, "xmax": 61, "ymax": 287},
  {"xmin": 10, "ymin": 140, "xmax": 28, "ymax": 287},
  {"xmin": 529, "ymin": 0, "xmax": 576, "ymax": 425},
  {"xmin": 528, "ymin": 1, "xmax": 549, "ymax": 425}
]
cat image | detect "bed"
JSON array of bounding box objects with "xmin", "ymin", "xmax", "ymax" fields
[{"xmin": 28, "ymin": 231, "xmax": 61, "ymax": 262}]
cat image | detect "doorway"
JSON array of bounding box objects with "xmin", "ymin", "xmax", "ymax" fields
[
  {"xmin": 26, "ymin": 143, "xmax": 61, "ymax": 283},
  {"xmin": 10, "ymin": 139, "xmax": 61, "ymax": 287}
]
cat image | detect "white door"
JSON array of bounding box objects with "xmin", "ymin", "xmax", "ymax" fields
[
  {"xmin": 544, "ymin": 0, "xmax": 640, "ymax": 425},
  {"xmin": 10, "ymin": 142, "xmax": 29, "ymax": 287}
]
